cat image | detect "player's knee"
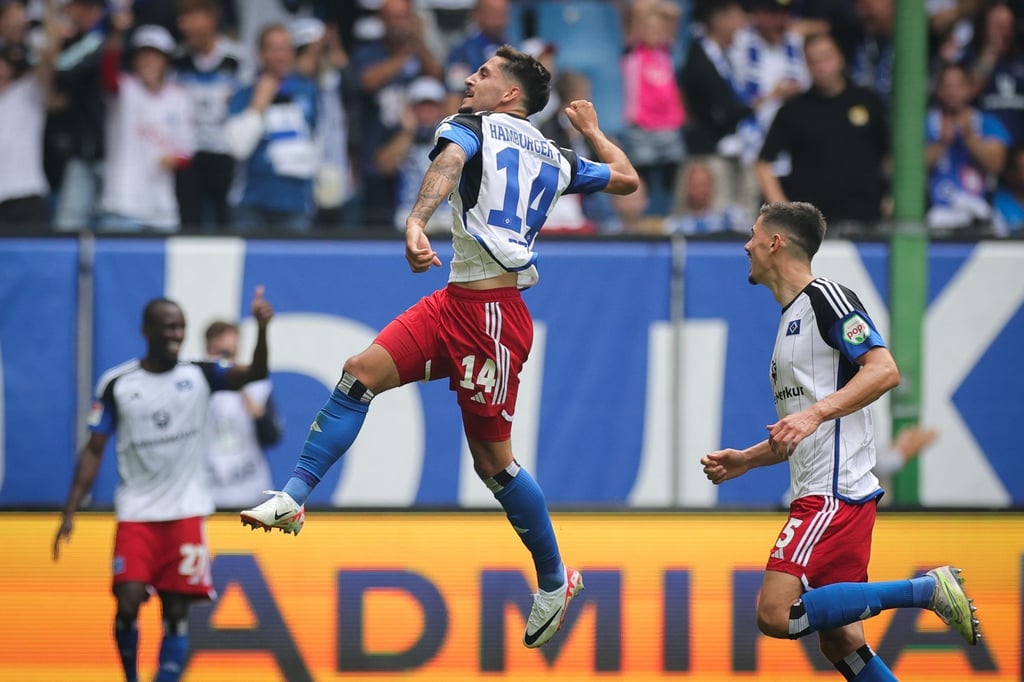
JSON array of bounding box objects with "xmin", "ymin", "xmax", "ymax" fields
[
  {"xmin": 818, "ymin": 627, "xmax": 864, "ymax": 663},
  {"xmin": 755, "ymin": 603, "xmax": 789, "ymax": 639}
]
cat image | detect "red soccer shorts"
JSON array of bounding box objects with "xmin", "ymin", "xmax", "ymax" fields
[
  {"xmin": 374, "ymin": 284, "xmax": 532, "ymax": 442},
  {"xmin": 112, "ymin": 516, "xmax": 214, "ymax": 599},
  {"xmin": 766, "ymin": 495, "xmax": 877, "ymax": 588}
]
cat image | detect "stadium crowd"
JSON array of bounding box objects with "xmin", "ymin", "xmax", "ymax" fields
[{"xmin": 0, "ymin": 0, "xmax": 1022, "ymax": 237}]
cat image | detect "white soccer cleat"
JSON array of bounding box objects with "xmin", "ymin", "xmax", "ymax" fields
[
  {"xmin": 927, "ymin": 565, "xmax": 980, "ymax": 645},
  {"xmin": 523, "ymin": 567, "xmax": 584, "ymax": 648},
  {"xmin": 240, "ymin": 490, "xmax": 305, "ymax": 536}
]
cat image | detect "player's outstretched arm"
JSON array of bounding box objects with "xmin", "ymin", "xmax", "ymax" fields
[
  {"xmin": 53, "ymin": 432, "xmax": 109, "ymax": 561},
  {"xmin": 225, "ymin": 286, "xmax": 274, "ymax": 390},
  {"xmin": 702, "ymin": 439, "xmax": 788, "ymax": 485},
  {"xmin": 405, "ymin": 141, "xmax": 465, "ymax": 272},
  {"xmin": 563, "ymin": 99, "xmax": 639, "ymax": 195}
]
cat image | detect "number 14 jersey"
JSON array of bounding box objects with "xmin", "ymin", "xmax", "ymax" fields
[{"xmin": 433, "ymin": 112, "xmax": 610, "ymax": 288}]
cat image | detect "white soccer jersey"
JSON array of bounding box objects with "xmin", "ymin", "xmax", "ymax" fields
[
  {"xmin": 102, "ymin": 75, "xmax": 195, "ymax": 229},
  {"xmin": 88, "ymin": 360, "xmax": 226, "ymax": 521},
  {"xmin": 771, "ymin": 277, "xmax": 887, "ymax": 503},
  {"xmin": 432, "ymin": 112, "xmax": 610, "ymax": 288}
]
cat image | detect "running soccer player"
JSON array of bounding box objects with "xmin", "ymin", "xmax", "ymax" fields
[
  {"xmin": 53, "ymin": 289, "xmax": 274, "ymax": 682},
  {"xmin": 241, "ymin": 44, "xmax": 639, "ymax": 649},
  {"xmin": 701, "ymin": 202, "xmax": 980, "ymax": 681}
]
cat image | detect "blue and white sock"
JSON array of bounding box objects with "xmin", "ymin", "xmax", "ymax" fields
[
  {"xmin": 114, "ymin": 617, "xmax": 139, "ymax": 682},
  {"xmin": 789, "ymin": 576, "xmax": 935, "ymax": 637},
  {"xmin": 835, "ymin": 645, "xmax": 897, "ymax": 681},
  {"xmin": 485, "ymin": 460, "xmax": 565, "ymax": 593},
  {"xmin": 282, "ymin": 373, "xmax": 372, "ymax": 506},
  {"xmin": 155, "ymin": 619, "xmax": 188, "ymax": 682}
]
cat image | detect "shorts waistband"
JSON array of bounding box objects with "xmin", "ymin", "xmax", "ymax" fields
[{"xmin": 445, "ymin": 283, "xmax": 522, "ymax": 301}]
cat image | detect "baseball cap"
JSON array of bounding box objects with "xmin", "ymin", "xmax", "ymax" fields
[
  {"xmin": 407, "ymin": 76, "xmax": 446, "ymax": 103},
  {"xmin": 131, "ymin": 25, "xmax": 175, "ymax": 56},
  {"xmin": 290, "ymin": 17, "xmax": 325, "ymax": 48},
  {"xmin": 520, "ymin": 37, "xmax": 557, "ymax": 60}
]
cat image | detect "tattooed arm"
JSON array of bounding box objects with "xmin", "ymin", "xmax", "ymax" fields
[{"xmin": 405, "ymin": 141, "xmax": 466, "ymax": 273}]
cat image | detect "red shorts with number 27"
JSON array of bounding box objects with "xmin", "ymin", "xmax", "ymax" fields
[
  {"xmin": 766, "ymin": 495, "xmax": 877, "ymax": 588},
  {"xmin": 112, "ymin": 516, "xmax": 214, "ymax": 599}
]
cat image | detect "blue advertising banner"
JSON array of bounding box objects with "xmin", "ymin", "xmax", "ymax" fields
[{"xmin": 0, "ymin": 237, "xmax": 1021, "ymax": 508}]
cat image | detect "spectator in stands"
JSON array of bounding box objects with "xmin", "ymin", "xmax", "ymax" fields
[
  {"xmin": 0, "ymin": 0, "xmax": 27, "ymax": 45},
  {"xmin": 204, "ymin": 319, "xmax": 282, "ymax": 510},
  {"xmin": 678, "ymin": 0, "xmax": 755, "ymax": 224},
  {"xmin": 174, "ymin": 0, "xmax": 243, "ymax": 231},
  {"xmin": 730, "ymin": 0, "xmax": 809, "ymax": 169},
  {"xmin": 224, "ymin": 23, "xmax": 319, "ymax": 232},
  {"xmin": 374, "ymin": 75, "xmax": 451, "ymax": 234},
  {"xmin": 926, "ymin": 62, "xmax": 1010, "ymax": 232},
  {"xmin": 993, "ymin": 145, "xmax": 1024, "ymax": 237},
  {"xmin": 621, "ymin": 0, "xmax": 687, "ymax": 216},
  {"xmin": 0, "ymin": 0, "xmax": 59, "ymax": 229},
  {"xmin": 290, "ymin": 17, "xmax": 355, "ymax": 227},
  {"xmin": 756, "ymin": 33, "xmax": 889, "ymax": 236},
  {"xmin": 967, "ymin": 2, "xmax": 1024, "ymax": 148},
  {"xmin": 99, "ymin": 20, "xmax": 194, "ymax": 231},
  {"xmin": 350, "ymin": 0, "xmax": 443, "ymax": 228},
  {"xmin": 850, "ymin": 0, "xmax": 894, "ymax": 110},
  {"xmin": 443, "ymin": 0, "xmax": 509, "ymax": 111},
  {"xmin": 48, "ymin": 0, "xmax": 109, "ymax": 231},
  {"xmin": 608, "ymin": 178, "xmax": 665, "ymax": 234},
  {"xmin": 665, "ymin": 161, "xmax": 747, "ymax": 235}
]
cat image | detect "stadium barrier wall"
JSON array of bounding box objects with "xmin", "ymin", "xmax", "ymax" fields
[
  {"xmin": 0, "ymin": 237, "xmax": 1022, "ymax": 508},
  {"xmin": 2, "ymin": 512, "xmax": 1020, "ymax": 682}
]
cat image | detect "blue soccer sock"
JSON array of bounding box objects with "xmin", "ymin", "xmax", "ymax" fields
[
  {"xmin": 790, "ymin": 576, "xmax": 935, "ymax": 637},
  {"xmin": 114, "ymin": 617, "xmax": 139, "ymax": 682},
  {"xmin": 485, "ymin": 461, "xmax": 565, "ymax": 593},
  {"xmin": 155, "ymin": 618, "xmax": 188, "ymax": 682},
  {"xmin": 282, "ymin": 373, "xmax": 372, "ymax": 506},
  {"xmin": 835, "ymin": 645, "xmax": 897, "ymax": 681}
]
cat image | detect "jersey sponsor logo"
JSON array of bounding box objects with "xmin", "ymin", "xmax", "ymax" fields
[
  {"xmin": 842, "ymin": 314, "xmax": 870, "ymax": 345},
  {"xmin": 786, "ymin": 319, "xmax": 801, "ymax": 336},
  {"xmin": 773, "ymin": 385, "xmax": 805, "ymax": 403},
  {"xmin": 152, "ymin": 410, "xmax": 171, "ymax": 429}
]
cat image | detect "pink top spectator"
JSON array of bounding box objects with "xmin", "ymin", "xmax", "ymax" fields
[{"xmin": 622, "ymin": 44, "xmax": 686, "ymax": 131}]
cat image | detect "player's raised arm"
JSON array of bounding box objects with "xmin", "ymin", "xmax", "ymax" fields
[
  {"xmin": 564, "ymin": 99, "xmax": 639, "ymax": 195},
  {"xmin": 224, "ymin": 286, "xmax": 273, "ymax": 390}
]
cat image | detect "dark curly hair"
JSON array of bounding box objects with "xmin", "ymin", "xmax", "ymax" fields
[{"xmin": 494, "ymin": 44, "xmax": 551, "ymax": 116}]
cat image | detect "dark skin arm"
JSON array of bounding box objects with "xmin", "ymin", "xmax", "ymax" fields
[
  {"xmin": 223, "ymin": 285, "xmax": 274, "ymax": 390},
  {"xmin": 53, "ymin": 431, "xmax": 109, "ymax": 561}
]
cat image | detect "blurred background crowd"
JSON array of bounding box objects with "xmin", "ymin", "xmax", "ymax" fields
[{"xmin": 0, "ymin": 0, "xmax": 1022, "ymax": 238}]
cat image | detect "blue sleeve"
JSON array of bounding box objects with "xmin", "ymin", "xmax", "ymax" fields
[
  {"xmin": 87, "ymin": 380, "xmax": 116, "ymax": 435},
  {"xmin": 228, "ymin": 85, "xmax": 252, "ymax": 116},
  {"xmin": 981, "ymin": 114, "xmax": 1011, "ymax": 145},
  {"xmin": 827, "ymin": 310, "xmax": 887, "ymax": 363},
  {"xmin": 198, "ymin": 361, "xmax": 230, "ymax": 392},
  {"xmin": 431, "ymin": 119, "xmax": 480, "ymax": 160},
  {"xmin": 565, "ymin": 156, "xmax": 611, "ymax": 195}
]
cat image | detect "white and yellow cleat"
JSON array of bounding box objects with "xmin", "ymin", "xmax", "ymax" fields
[
  {"xmin": 240, "ymin": 490, "xmax": 305, "ymax": 536},
  {"xmin": 927, "ymin": 565, "xmax": 981, "ymax": 645}
]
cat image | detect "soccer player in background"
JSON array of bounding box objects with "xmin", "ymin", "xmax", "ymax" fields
[
  {"xmin": 701, "ymin": 202, "xmax": 980, "ymax": 681},
  {"xmin": 53, "ymin": 289, "xmax": 274, "ymax": 682},
  {"xmin": 241, "ymin": 45, "xmax": 639, "ymax": 649}
]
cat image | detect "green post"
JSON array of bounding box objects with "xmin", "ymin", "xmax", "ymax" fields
[{"xmin": 889, "ymin": 0, "xmax": 928, "ymax": 505}]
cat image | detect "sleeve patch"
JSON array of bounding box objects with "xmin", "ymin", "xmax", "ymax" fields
[{"xmin": 842, "ymin": 314, "xmax": 870, "ymax": 345}]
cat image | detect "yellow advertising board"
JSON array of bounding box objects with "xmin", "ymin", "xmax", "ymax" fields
[{"xmin": 1, "ymin": 512, "xmax": 1018, "ymax": 681}]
